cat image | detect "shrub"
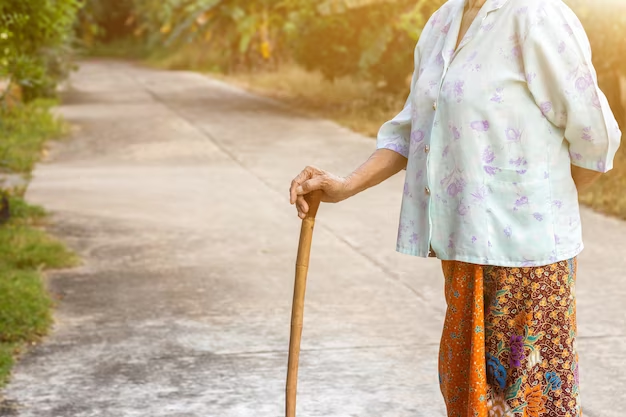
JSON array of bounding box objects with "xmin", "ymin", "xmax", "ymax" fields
[{"xmin": 0, "ymin": 0, "xmax": 82, "ymax": 102}]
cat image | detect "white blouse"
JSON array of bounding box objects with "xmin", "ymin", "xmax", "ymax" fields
[{"xmin": 376, "ymin": 0, "xmax": 621, "ymax": 267}]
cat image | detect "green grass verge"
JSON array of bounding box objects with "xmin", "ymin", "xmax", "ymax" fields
[
  {"xmin": 0, "ymin": 100, "xmax": 66, "ymax": 174},
  {"xmin": 0, "ymin": 101, "xmax": 77, "ymax": 387},
  {"xmin": 0, "ymin": 194, "xmax": 77, "ymax": 386}
]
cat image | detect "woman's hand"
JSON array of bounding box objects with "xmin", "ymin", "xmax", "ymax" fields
[{"xmin": 289, "ymin": 165, "xmax": 353, "ymax": 219}]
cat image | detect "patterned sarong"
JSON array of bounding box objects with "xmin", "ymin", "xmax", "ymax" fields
[{"xmin": 439, "ymin": 258, "xmax": 582, "ymax": 417}]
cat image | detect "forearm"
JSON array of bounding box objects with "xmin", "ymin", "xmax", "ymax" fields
[
  {"xmin": 571, "ymin": 164, "xmax": 602, "ymax": 192},
  {"xmin": 345, "ymin": 149, "xmax": 408, "ymax": 197}
]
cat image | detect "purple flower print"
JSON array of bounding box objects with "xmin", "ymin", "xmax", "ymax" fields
[
  {"xmin": 597, "ymin": 160, "xmax": 606, "ymax": 172},
  {"xmin": 491, "ymin": 88, "xmax": 504, "ymax": 103},
  {"xmin": 540, "ymin": 101, "xmax": 553, "ymax": 116},
  {"xmin": 483, "ymin": 146, "xmax": 496, "ymax": 163},
  {"xmin": 448, "ymin": 238, "xmax": 455, "ymax": 249},
  {"xmin": 511, "ymin": 45, "xmax": 521, "ymax": 58},
  {"xmin": 454, "ymin": 80, "xmax": 465, "ymax": 102},
  {"xmin": 558, "ymin": 41, "xmax": 567, "ymax": 54},
  {"xmin": 576, "ymin": 74, "xmax": 593, "ymax": 92},
  {"xmin": 447, "ymin": 178, "xmax": 466, "ymax": 197},
  {"xmin": 553, "ymin": 200, "xmax": 563, "ymax": 209},
  {"xmin": 471, "ymin": 120, "xmax": 490, "ymax": 132},
  {"xmin": 471, "ymin": 186, "xmax": 488, "ymax": 202},
  {"xmin": 526, "ymin": 72, "xmax": 537, "ymax": 84},
  {"xmin": 484, "ymin": 166, "xmax": 501, "ymax": 176},
  {"xmin": 386, "ymin": 142, "xmax": 408, "ymax": 157},
  {"xmin": 591, "ymin": 90, "xmax": 601, "ymax": 109},
  {"xmin": 451, "ymin": 125, "xmax": 461, "ymax": 140},
  {"xmin": 504, "ymin": 226, "xmax": 512, "ymax": 238},
  {"xmin": 564, "ymin": 24, "xmax": 574, "ymax": 36},
  {"xmin": 430, "ymin": 13, "xmax": 440, "ymax": 27},
  {"xmin": 533, "ymin": 212, "xmax": 544, "ymax": 221},
  {"xmin": 415, "ymin": 169, "xmax": 424, "ymax": 181},
  {"xmin": 488, "ymin": 241, "xmax": 493, "ymax": 248},
  {"xmin": 569, "ymin": 150, "xmax": 583, "ymax": 161},
  {"xmin": 515, "ymin": 6, "xmax": 529, "ymax": 15},
  {"xmin": 574, "ymin": 361, "xmax": 580, "ymax": 386},
  {"xmin": 411, "ymin": 129, "xmax": 425, "ymax": 145},
  {"xmin": 505, "ymin": 127, "xmax": 522, "ymax": 142},
  {"xmin": 554, "ymin": 234, "xmax": 561, "ymax": 244},
  {"xmin": 515, "ymin": 196, "xmax": 529, "ymax": 207},
  {"xmin": 472, "ymin": 236, "xmax": 477, "ymax": 243},
  {"xmin": 509, "ymin": 157, "xmax": 527, "ymax": 167},
  {"xmin": 436, "ymin": 53, "xmax": 445, "ymax": 66},
  {"xmin": 509, "ymin": 335, "xmax": 526, "ymax": 368},
  {"xmin": 441, "ymin": 22, "xmax": 451, "ymax": 34},
  {"xmin": 582, "ymin": 126, "xmax": 593, "ymax": 141},
  {"xmin": 481, "ymin": 22, "xmax": 495, "ymax": 32},
  {"xmin": 403, "ymin": 182, "xmax": 411, "ymax": 197},
  {"xmin": 458, "ymin": 199, "xmax": 470, "ymax": 216},
  {"xmin": 442, "ymin": 145, "xmax": 450, "ymax": 157},
  {"xmin": 409, "ymin": 233, "xmax": 419, "ymax": 245},
  {"xmin": 544, "ymin": 171, "xmax": 550, "ymax": 179}
]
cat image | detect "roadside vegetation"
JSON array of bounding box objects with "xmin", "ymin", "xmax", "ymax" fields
[{"xmin": 0, "ymin": 0, "xmax": 82, "ymax": 386}]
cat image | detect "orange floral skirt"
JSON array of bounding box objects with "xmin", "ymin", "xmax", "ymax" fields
[{"xmin": 438, "ymin": 258, "xmax": 582, "ymax": 417}]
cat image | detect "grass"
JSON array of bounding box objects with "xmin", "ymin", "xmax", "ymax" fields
[
  {"xmin": 0, "ymin": 100, "xmax": 66, "ymax": 174},
  {"xmin": 0, "ymin": 101, "xmax": 77, "ymax": 387}
]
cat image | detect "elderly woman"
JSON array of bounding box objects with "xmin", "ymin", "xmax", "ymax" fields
[{"xmin": 289, "ymin": 0, "xmax": 621, "ymax": 415}]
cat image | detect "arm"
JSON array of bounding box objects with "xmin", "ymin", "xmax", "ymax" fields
[
  {"xmin": 571, "ymin": 165, "xmax": 602, "ymax": 192},
  {"xmin": 289, "ymin": 149, "xmax": 407, "ymax": 219},
  {"xmin": 345, "ymin": 149, "xmax": 408, "ymax": 196}
]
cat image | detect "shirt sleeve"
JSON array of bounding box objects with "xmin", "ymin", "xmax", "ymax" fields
[{"xmin": 521, "ymin": 2, "xmax": 622, "ymax": 173}]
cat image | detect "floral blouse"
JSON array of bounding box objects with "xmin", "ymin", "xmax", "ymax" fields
[{"xmin": 377, "ymin": 0, "xmax": 622, "ymax": 267}]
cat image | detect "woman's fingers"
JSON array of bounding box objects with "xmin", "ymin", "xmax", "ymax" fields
[
  {"xmin": 296, "ymin": 195, "xmax": 309, "ymax": 215},
  {"xmin": 289, "ymin": 166, "xmax": 327, "ymax": 218},
  {"xmin": 296, "ymin": 176, "xmax": 325, "ymax": 196},
  {"xmin": 290, "ymin": 166, "xmax": 316, "ymax": 204}
]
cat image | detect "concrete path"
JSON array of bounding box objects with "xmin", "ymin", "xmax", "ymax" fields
[{"xmin": 1, "ymin": 60, "xmax": 624, "ymax": 417}]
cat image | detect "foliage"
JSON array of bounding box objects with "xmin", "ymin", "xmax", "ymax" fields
[
  {"xmin": 0, "ymin": 0, "xmax": 82, "ymax": 102},
  {"xmin": 286, "ymin": 0, "xmax": 443, "ymax": 90},
  {"xmin": 0, "ymin": 193, "xmax": 76, "ymax": 387},
  {"xmin": 0, "ymin": 100, "xmax": 66, "ymax": 174},
  {"xmin": 0, "ymin": 101, "xmax": 76, "ymax": 386}
]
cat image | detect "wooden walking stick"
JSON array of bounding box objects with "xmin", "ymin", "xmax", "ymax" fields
[{"xmin": 286, "ymin": 190, "xmax": 323, "ymax": 417}]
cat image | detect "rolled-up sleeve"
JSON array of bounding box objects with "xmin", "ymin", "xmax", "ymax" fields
[
  {"xmin": 521, "ymin": 3, "xmax": 622, "ymax": 173},
  {"xmin": 376, "ymin": 44, "xmax": 421, "ymax": 161}
]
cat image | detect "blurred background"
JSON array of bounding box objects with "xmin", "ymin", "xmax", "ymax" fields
[{"xmin": 1, "ymin": 0, "xmax": 625, "ymax": 416}]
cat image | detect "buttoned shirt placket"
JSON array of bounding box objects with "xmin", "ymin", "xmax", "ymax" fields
[{"xmin": 426, "ymin": 8, "xmax": 467, "ymax": 258}]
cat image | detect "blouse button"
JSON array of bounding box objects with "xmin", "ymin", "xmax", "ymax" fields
[
  {"xmin": 424, "ymin": 145, "xmax": 430, "ymax": 153},
  {"xmin": 432, "ymin": 102, "xmax": 437, "ymax": 110},
  {"xmin": 425, "ymin": 186, "xmax": 431, "ymax": 195}
]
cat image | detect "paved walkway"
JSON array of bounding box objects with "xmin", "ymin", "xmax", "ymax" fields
[{"xmin": 1, "ymin": 60, "xmax": 624, "ymax": 416}]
